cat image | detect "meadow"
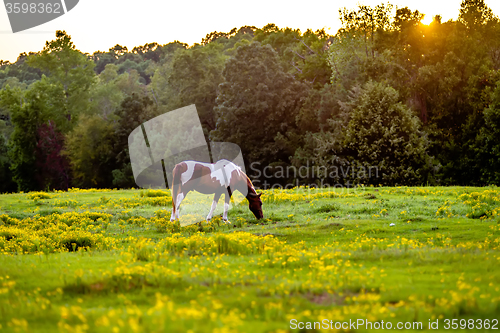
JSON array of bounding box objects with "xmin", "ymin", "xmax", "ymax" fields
[{"xmin": 0, "ymin": 185, "xmax": 499, "ymax": 332}]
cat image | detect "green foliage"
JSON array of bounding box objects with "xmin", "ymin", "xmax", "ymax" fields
[
  {"xmin": 254, "ymin": 24, "xmax": 332, "ymax": 87},
  {"xmin": 154, "ymin": 218, "xmax": 181, "ymax": 233},
  {"xmin": 26, "ymin": 191, "xmax": 53, "ymax": 200},
  {"xmin": 111, "ymin": 94, "xmax": 155, "ymax": 188},
  {"xmin": 290, "ymin": 84, "xmax": 351, "ymax": 184},
  {"xmin": 35, "ymin": 121, "xmax": 69, "ymax": 190},
  {"xmin": 111, "ymin": 165, "xmax": 134, "ymax": 189},
  {"xmin": 0, "ymin": 53, "xmax": 41, "ymax": 87},
  {"xmin": 473, "ymin": 82, "xmax": 500, "ymax": 184},
  {"xmin": 459, "ymin": 0, "xmax": 496, "ymax": 30},
  {"xmin": 27, "ymin": 30, "xmax": 96, "ymax": 122},
  {"xmin": 343, "ymin": 81, "xmax": 429, "ymax": 185},
  {"xmin": 140, "ymin": 189, "xmax": 170, "ymax": 198},
  {"xmin": 2, "ymin": 14, "xmax": 500, "ymax": 190},
  {"xmin": 1, "ymin": 32, "xmax": 97, "ymax": 191},
  {"xmin": 0, "ymin": 134, "xmax": 15, "ymax": 193},
  {"xmin": 211, "ymin": 42, "xmax": 308, "ymax": 169},
  {"xmin": 151, "ymin": 42, "xmax": 227, "ymax": 137},
  {"xmin": 2, "ymin": 78, "xmax": 66, "ymax": 191},
  {"xmin": 88, "ymin": 64, "xmax": 126, "ymax": 117},
  {"xmin": 337, "ymin": 3, "xmax": 394, "ymax": 68},
  {"xmin": 63, "ymin": 115, "xmax": 115, "ymax": 188}
]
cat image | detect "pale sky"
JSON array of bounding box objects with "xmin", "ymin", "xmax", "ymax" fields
[{"xmin": 1, "ymin": 0, "xmax": 500, "ymax": 62}]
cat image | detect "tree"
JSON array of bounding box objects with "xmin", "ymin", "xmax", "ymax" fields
[
  {"xmin": 459, "ymin": 0, "xmax": 496, "ymax": 30},
  {"xmin": 343, "ymin": 81, "xmax": 429, "ymax": 185},
  {"xmin": 63, "ymin": 115, "xmax": 115, "ymax": 188},
  {"xmin": 0, "ymin": 52, "xmax": 41, "ymax": 87},
  {"xmin": 338, "ymin": 3, "xmax": 393, "ymax": 58},
  {"xmin": 202, "ymin": 26, "xmax": 256, "ymax": 52},
  {"xmin": 0, "ymin": 134, "xmax": 16, "ymax": 193},
  {"xmin": 35, "ymin": 121, "xmax": 69, "ymax": 190},
  {"xmin": 112, "ymin": 94, "xmax": 156, "ymax": 188},
  {"xmin": 116, "ymin": 53, "xmax": 152, "ymax": 85},
  {"xmin": 2, "ymin": 78, "xmax": 69, "ymax": 190},
  {"xmin": 88, "ymin": 64, "xmax": 126, "ymax": 118},
  {"xmin": 329, "ymin": 3, "xmax": 404, "ymax": 95},
  {"xmin": 253, "ymin": 25, "xmax": 333, "ymax": 87},
  {"xmin": 290, "ymin": 84, "xmax": 350, "ymax": 185},
  {"xmin": 92, "ymin": 51, "xmax": 117, "ymax": 74},
  {"xmin": 471, "ymin": 81, "xmax": 500, "ymax": 184},
  {"xmin": 27, "ymin": 30, "xmax": 96, "ymax": 125},
  {"xmin": 150, "ymin": 42, "xmax": 227, "ymax": 138},
  {"xmin": 132, "ymin": 42, "xmax": 162, "ymax": 62},
  {"xmin": 291, "ymin": 29, "xmax": 333, "ymax": 87},
  {"xmin": 211, "ymin": 42, "xmax": 308, "ymax": 174},
  {"xmin": 1, "ymin": 31, "xmax": 96, "ymax": 190}
]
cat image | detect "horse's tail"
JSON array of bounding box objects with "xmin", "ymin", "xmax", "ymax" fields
[{"xmin": 171, "ymin": 163, "xmax": 185, "ymax": 214}]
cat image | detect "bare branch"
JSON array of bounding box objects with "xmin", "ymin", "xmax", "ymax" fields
[
  {"xmin": 290, "ymin": 61, "xmax": 303, "ymax": 74},
  {"xmin": 293, "ymin": 51, "xmax": 306, "ymax": 60},
  {"xmin": 294, "ymin": 37, "xmax": 317, "ymax": 55}
]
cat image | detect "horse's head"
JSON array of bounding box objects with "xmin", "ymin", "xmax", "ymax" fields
[{"xmin": 248, "ymin": 192, "xmax": 263, "ymax": 220}]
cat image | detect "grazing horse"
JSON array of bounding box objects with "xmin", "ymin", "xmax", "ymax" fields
[{"xmin": 170, "ymin": 159, "xmax": 263, "ymax": 222}]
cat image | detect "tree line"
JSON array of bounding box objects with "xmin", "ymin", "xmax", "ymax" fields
[{"xmin": 1, "ymin": 0, "xmax": 500, "ymax": 192}]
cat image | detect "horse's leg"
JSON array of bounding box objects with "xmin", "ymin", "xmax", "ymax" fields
[
  {"xmin": 170, "ymin": 186, "xmax": 179, "ymax": 221},
  {"xmin": 206, "ymin": 192, "xmax": 222, "ymax": 221},
  {"xmin": 171, "ymin": 164, "xmax": 183, "ymax": 221},
  {"xmin": 171, "ymin": 187, "xmax": 186, "ymax": 221},
  {"xmin": 174, "ymin": 190, "xmax": 187, "ymax": 220},
  {"xmin": 170, "ymin": 205, "xmax": 176, "ymax": 221},
  {"xmin": 222, "ymin": 187, "xmax": 233, "ymax": 223}
]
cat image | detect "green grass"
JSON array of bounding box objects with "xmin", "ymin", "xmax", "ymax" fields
[{"xmin": 0, "ymin": 186, "xmax": 499, "ymax": 332}]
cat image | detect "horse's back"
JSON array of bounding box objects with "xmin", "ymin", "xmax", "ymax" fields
[
  {"xmin": 214, "ymin": 159, "xmax": 239, "ymax": 170},
  {"xmin": 173, "ymin": 159, "xmax": 246, "ymax": 188}
]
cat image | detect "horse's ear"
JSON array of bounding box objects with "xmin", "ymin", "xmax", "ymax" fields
[{"xmin": 258, "ymin": 193, "xmax": 262, "ymax": 198}]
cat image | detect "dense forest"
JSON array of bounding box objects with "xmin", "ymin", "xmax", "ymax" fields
[{"xmin": 1, "ymin": 0, "xmax": 500, "ymax": 192}]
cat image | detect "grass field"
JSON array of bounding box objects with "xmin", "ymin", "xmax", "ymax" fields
[{"xmin": 0, "ymin": 186, "xmax": 499, "ymax": 332}]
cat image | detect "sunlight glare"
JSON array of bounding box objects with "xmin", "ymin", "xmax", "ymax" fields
[{"xmin": 422, "ymin": 14, "xmax": 433, "ymax": 25}]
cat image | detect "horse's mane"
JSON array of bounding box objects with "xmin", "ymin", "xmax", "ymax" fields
[{"xmin": 243, "ymin": 174, "xmax": 260, "ymax": 201}]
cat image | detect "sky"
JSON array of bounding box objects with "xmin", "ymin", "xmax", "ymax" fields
[{"xmin": 1, "ymin": 0, "xmax": 500, "ymax": 62}]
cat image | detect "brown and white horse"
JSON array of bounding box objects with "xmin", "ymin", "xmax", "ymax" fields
[{"xmin": 170, "ymin": 159, "xmax": 263, "ymax": 222}]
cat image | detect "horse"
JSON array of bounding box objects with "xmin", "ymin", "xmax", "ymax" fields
[{"xmin": 170, "ymin": 159, "xmax": 263, "ymax": 222}]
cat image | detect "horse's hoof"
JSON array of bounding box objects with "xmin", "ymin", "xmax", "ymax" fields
[{"xmin": 223, "ymin": 219, "xmax": 231, "ymax": 224}]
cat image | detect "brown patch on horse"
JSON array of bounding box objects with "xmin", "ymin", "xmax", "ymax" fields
[
  {"xmin": 181, "ymin": 164, "xmax": 226, "ymax": 195},
  {"xmin": 227, "ymin": 169, "xmax": 246, "ymax": 193}
]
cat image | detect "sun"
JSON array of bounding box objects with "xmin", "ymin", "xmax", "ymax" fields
[{"xmin": 421, "ymin": 14, "xmax": 434, "ymax": 25}]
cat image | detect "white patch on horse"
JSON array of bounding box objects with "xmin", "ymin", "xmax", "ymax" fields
[
  {"xmin": 211, "ymin": 160, "xmax": 241, "ymax": 187},
  {"xmin": 206, "ymin": 200, "xmax": 218, "ymax": 221},
  {"xmin": 223, "ymin": 202, "xmax": 230, "ymax": 221},
  {"xmin": 175, "ymin": 193, "xmax": 184, "ymax": 220},
  {"xmin": 179, "ymin": 160, "xmax": 241, "ymax": 187},
  {"xmin": 180, "ymin": 162, "xmax": 196, "ymax": 185},
  {"xmin": 176, "ymin": 193, "xmax": 184, "ymax": 206}
]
